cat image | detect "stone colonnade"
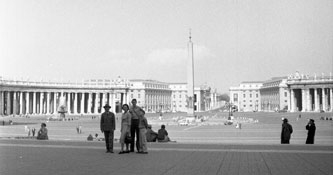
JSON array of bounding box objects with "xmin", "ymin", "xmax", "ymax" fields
[
  {"xmin": 0, "ymin": 90, "xmax": 129, "ymax": 116},
  {"xmin": 290, "ymin": 87, "xmax": 333, "ymax": 112}
]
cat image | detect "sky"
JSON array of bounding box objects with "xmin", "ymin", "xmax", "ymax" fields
[{"xmin": 0, "ymin": 0, "xmax": 332, "ymax": 93}]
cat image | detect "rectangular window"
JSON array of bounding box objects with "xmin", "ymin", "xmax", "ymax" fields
[
  {"xmin": 284, "ymin": 92, "xmax": 287, "ymax": 97},
  {"xmin": 256, "ymin": 94, "xmax": 258, "ymax": 98},
  {"xmin": 173, "ymin": 94, "xmax": 176, "ymax": 98},
  {"xmin": 250, "ymin": 94, "xmax": 252, "ymax": 98},
  {"xmin": 138, "ymin": 94, "xmax": 141, "ymax": 98},
  {"xmin": 179, "ymin": 94, "xmax": 181, "ymax": 98},
  {"xmin": 131, "ymin": 94, "xmax": 133, "ymax": 98},
  {"xmin": 243, "ymin": 94, "xmax": 246, "ymax": 98},
  {"xmin": 233, "ymin": 94, "xmax": 238, "ymax": 102}
]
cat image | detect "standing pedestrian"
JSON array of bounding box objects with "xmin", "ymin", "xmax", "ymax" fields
[
  {"xmin": 281, "ymin": 118, "xmax": 293, "ymax": 144},
  {"xmin": 119, "ymin": 104, "xmax": 132, "ymax": 154},
  {"xmin": 100, "ymin": 104, "xmax": 116, "ymax": 153},
  {"xmin": 32, "ymin": 128, "xmax": 36, "ymax": 137},
  {"xmin": 138, "ymin": 112, "xmax": 148, "ymax": 154},
  {"xmin": 306, "ymin": 119, "xmax": 316, "ymax": 144},
  {"xmin": 129, "ymin": 99, "xmax": 145, "ymax": 152}
]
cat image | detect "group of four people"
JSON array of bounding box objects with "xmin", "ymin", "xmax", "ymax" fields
[{"xmin": 100, "ymin": 98, "xmax": 155, "ymax": 154}]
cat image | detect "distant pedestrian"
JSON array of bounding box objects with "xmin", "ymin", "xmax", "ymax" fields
[
  {"xmin": 32, "ymin": 128, "xmax": 36, "ymax": 137},
  {"xmin": 281, "ymin": 118, "xmax": 293, "ymax": 144},
  {"xmin": 27, "ymin": 127, "xmax": 31, "ymax": 137},
  {"xmin": 306, "ymin": 119, "xmax": 316, "ymax": 144},
  {"xmin": 100, "ymin": 104, "xmax": 116, "ymax": 153}
]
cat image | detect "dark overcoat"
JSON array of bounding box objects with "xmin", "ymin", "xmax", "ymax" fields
[
  {"xmin": 100, "ymin": 112, "xmax": 116, "ymax": 132},
  {"xmin": 305, "ymin": 124, "xmax": 316, "ymax": 144},
  {"xmin": 281, "ymin": 122, "xmax": 293, "ymax": 144}
]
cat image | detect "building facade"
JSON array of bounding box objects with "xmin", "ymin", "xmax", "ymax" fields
[
  {"xmin": 129, "ymin": 79, "xmax": 172, "ymax": 113},
  {"xmin": 287, "ymin": 72, "xmax": 333, "ymax": 112},
  {"xmin": 0, "ymin": 76, "xmax": 130, "ymax": 116},
  {"xmin": 229, "ymin": 81, "xmax": 263, "ymax": 112},
  {"xmin": 1, "ymin": 76, "xmax": 224, "ymax": 116},
  {"xmin": 260, "ymin": 77, "xmax": 289, "ymax": 112},
  {"xmin": 169, "ymin": 83, "xmax": 221, "ymax": 113}
]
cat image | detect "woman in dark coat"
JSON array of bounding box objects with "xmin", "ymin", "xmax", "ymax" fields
[
  {"xmin": 306, "ymin": 119, "xmax": 316, "ymax": 144},
  {"xmin": 281, "ymin": 118, "xmax": 293, "ymax": 144}
]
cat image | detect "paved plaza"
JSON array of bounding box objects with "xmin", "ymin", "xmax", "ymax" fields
[
  {"xmin": 0, "ymin": 112, "xmax": 333, "ymax": 174},
  {"xmin": 0, "ymin": 139, "xmax": 332, "ymax": 175}
]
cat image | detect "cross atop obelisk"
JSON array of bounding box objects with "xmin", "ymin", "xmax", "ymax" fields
[{"xmin": 187, "ymin": 29, "xmax": 195, "ymax": 117}]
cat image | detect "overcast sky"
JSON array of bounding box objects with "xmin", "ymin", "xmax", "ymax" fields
[{"xmin": 0, "ymin": 0, "xmax": 332, "ymax": 93}]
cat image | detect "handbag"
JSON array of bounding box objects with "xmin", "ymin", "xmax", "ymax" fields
[{"xmin": 125, "ymin": 134, "xmax": 132, "ymax": 144}]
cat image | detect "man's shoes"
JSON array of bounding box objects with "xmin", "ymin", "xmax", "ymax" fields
[
  {"xmin": 106, "ymin": 150, "xmax": 111, "ymax": 153},
  {"xmin": 119, "ymin": 151, "xmax": 125, "ymax": 154},
  {"xmin": 110, "ymin": 151, "xmax": 114, "ymax": 153},
  {"xmin": 136, "ymin": 151, "xmax": 148, "ymax": 154},
  {"xmin": 130, "ymin": 150, "xmax": 134, "ymax": 152},
  {"xmin": 125, "ymin": 150, "xmax": 130, "ymax": 153}
]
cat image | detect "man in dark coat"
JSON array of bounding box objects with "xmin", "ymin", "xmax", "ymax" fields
[
  {"xmin": 100, "ymin": 104, "xmax": 116, "ymax": 153},
  {"xmin": 306, "ymin": 119, "xmax": 316, "ymax": 144},
  {"xmin": 281, "ymin": 118, "xmax": 293, "ymax": 144}
]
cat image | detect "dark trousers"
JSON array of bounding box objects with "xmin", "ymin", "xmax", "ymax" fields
[
  {"xmin": 130, "ymin": 119, "xmax": 140, "ymax": 151},
  {"xmin": 104, "ymin": 131, "xmax": 114, "ymax": 151}
]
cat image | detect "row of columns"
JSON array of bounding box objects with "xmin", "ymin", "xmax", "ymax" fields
[
  {"xmin": 0, "ymin": 91, "xmax": 128, "ymax": 116},
  {"xmin": 290, "ymin": 88, "xmax": 333, "ymax": 112}
]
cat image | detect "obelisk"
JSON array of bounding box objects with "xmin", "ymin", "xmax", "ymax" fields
[{"xmin": 187, "ymin": 29, "xmax": 195, "ymax": 117}]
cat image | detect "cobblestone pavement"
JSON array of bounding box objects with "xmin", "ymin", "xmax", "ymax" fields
[{"xmin": 0, "ymin": 139, "xmax": 332, "ymax": 175}]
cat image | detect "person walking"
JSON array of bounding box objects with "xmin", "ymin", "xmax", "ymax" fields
[
  {"xmin": 306, "ymin": 119, "xmax": 316, "ymax": 144},
  {"xmin": 119, "ymin": 104, "xmax": 132, "ymax": 154},
  {"xmin": 100, "ymin": 104, "xmax": 116, "ymax": 153},
  {"xmin": 281, "ymin": 118, "xmax": 293, "ymax": 144},
  {"xmin": 129, "ymin": 99, "xmax": 145, "ymax": 152}
]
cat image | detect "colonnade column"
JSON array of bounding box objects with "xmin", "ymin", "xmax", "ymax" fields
[
  {"xmin": 38, "ymin": 92, "xmax": 41, "ymax": 114},
  {"xmin": 46, "ymin": 92, "xmax": 50, "ymax": 114},
  {"xmin": 26, "ymin": 92, "xmax": 30, "ymax": 114},
  {"xmin": 74, "ymin": 92, "xmax": 78, "ymax": 114},
  {"xmin": 111, "ymin": 93, "xmax": 115, "ymax": 113},
  {"xmin": 321, "ymin": 88, "xmax": 326, "ymax": 111},
  {"xmin": 301, "ymin": 89, "xmax": 306, "ymax": 112},
  {"xmin": 94, "ymin": 93, "xmax": 99, "ymax": 114},
  {"xmin": 88, "ymin": 93, "xmax": 92, "ymax": 114},
  {"xmin": 102, "ymin": 93, "xmax": 107, "ymax": 106},
  {"xmin": 290, "ymin": 89, "xmax": 295, "ymax": 112},
  {"xmin": 54, "ymin": 93, "xmax": 57, "ymax": 114},
  {"xmin": 80, "ymin": 93, "xmax": 84, "ymax": 114},
  {"xmin": 331, "ymin": 88, "xmax": 333, "ymax": 112},
  {"xmin": 19, "ymin": 92, "xmax": 23, "ymax": 114},
  {"xmin": 12, "ymin": 92, "xmax": 17, "ymax": 115},
  {"xmin": 314, "ymin": 88, "xmax": 319, "ymax": 111},
  {"xmin": 0, "ymin": 91, "xmax": 3, "ymax": 115},
  {"xmin": 67, "ymin": 93, "xmax": 71, "ymax": 114},
  {"xmin": 33, "ymin": 92, "xmax": 36, "ymax": 114},
  {"xmin": 306, "ymin": 89, "xmax": 311, "ymax": 111}
]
